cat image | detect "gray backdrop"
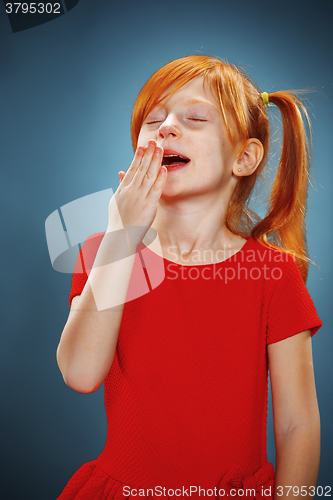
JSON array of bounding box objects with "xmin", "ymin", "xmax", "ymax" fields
[{"xmin": 1, "ymin": 0, "xmax": 332, "ymax": 498}]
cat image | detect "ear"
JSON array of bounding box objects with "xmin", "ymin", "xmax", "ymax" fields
[{"xmin": 232, "ymin": 139, "xmax": 264, "ymax": 177}]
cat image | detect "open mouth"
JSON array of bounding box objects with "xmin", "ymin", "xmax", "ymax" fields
[{"xmin": 162, "ymin": 154, "xmax": 190, "ymax": 167}]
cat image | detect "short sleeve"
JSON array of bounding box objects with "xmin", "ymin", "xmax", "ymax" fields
[
  {"xmin": 266, "ymin": 258, "xmax": 322, "ymax": 344},
  {"xmin": 68, "ymin": 232, "xmax": 106, "ymax": 307}
]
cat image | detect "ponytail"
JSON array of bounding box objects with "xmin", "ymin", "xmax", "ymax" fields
[{"xmin": 251, "ymin": 91, "xmax": 312, "ymax": 282}]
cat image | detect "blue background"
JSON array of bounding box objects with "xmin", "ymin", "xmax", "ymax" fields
[{"xmin": 0, "ymin": 0, "xmax": 332, "ymax": 498}]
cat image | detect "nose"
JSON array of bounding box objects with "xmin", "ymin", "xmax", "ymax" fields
[{"xmin": 158, "ymin": 115, "xmax": 181, "ymax": 140}]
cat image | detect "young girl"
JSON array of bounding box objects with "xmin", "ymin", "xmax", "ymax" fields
[{"xmin": 56, "ymin": 55, "xmax": 322, "ymax": 500}]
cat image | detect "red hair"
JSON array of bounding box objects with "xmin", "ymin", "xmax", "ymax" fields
[{"xmin": 131, "ymin": 55, "xmax": 312, "ymax": 282}]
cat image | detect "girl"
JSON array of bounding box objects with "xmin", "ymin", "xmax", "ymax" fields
[{"xmin": 56, "ymin": 55, "xmax": 322, "ymax": 500}]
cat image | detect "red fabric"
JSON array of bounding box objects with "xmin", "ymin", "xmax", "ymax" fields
[
  {"xmin": 218, "ymin": 462, "xmax": 275, "ymax": 499},
  {"xmin": 59, "ymin": 233, "xmax": 322, "ymax": 499}
]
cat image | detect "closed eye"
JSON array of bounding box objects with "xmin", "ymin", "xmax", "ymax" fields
[
  {"xmin": 145, "ymin": 120, "xmax": 163, "ymax": 125},
  {"xmin": 188, "ymin": 118, "xmax": 207, "ymax": 122}
]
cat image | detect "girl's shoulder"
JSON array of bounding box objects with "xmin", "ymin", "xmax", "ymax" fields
[
  {"xmin": 81, "ymin": 231, "xmax": 106, "ymax": 255},
  {"xmin": 245, "ymin": 239, "xmax": 323, "ymax": 343},
  {"xmin": 84, "ymin": 231, "xmax": 106, "ymax": 244},
  {"xmin": 244, "ymin": 237, "xmax": 307, "ymax": 301},
  {"xmin": 245, "ymin": 237, "xmax": 299, "ymax": 273}
]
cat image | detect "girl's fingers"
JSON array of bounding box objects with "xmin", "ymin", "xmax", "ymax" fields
[
  {"xmin": 118, "ymin": 171, "xmax": 126, "ymax": 183},
  {"xmin": 120, "ymin": 147, "xmax": 145, "ymax": 186},
  {"xmin": 141, "ymin": 145, "xmax": 163, "ymax": 193},
  {"xmin": 132, "ymin": 140, "xmax": 158, "ymax": 187},
  {"xmin": 119, "ymin": 140, "xmax": 162, "ymax": 191},
  {"xmin": 147, "ymin": 166, "xmax": 167, "ymax": 201}
]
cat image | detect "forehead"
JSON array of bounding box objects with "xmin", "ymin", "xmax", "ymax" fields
[{"xmin": 157, "ymin": 76, "xmax": 220, "ymax": 109}]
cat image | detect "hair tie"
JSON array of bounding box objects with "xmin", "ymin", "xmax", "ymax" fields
[{"xmin": 261, "ymin": 92, "xmax": 270, "ymax": 107}]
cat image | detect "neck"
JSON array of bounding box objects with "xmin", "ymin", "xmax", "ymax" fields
[{"xmin": 143, "ymin": 191, "xmax": 246, "ymax": 263}]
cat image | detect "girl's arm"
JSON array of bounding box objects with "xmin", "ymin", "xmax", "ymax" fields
[
  {"xmin": 267, "ymin": 330, "xmax": 320, "ymax": 500},
  {"xmin": 56, "ymin": 231, "xmax": 138, "ymax": 393},
  {"xmin": 56, "ymin": 141, "xmax": 167, "ymax": 393}
]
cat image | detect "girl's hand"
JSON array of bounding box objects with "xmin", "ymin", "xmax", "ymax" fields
[
  {"xmin": 118, "ymin": 171, "xmax": 126, "ymax": 183},
  {"xmin": 107, "ymin": 140, "xmax": 167, "ymax": 248}
]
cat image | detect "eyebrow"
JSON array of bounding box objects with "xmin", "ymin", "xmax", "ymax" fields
[
  {"xmin": 183, "ymin": 98, "xmax": 219, "ymax": 112},
  {"xmin": 149, "ymin": 98, "xmax": 219, "ymax": 116}
]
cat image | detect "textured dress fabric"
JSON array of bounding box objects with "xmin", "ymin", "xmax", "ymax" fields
[{"xmin": 57, "ymin": 233, "xmax": 322, "ymax": 500}]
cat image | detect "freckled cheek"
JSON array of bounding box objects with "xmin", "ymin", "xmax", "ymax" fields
[
  {"xmin": 189, "ymin": 144, "xmax": 213, "ymax": 167},
  {"xmin": 137, "ymin": 130, "xmax": 146, "ymax": 148},
  {"xmin": 138, "ymin": 131, "xmax": 159, "ymax": 148},
  {"xmin": 200, "ymin": 140, "xmax": 223, "ymax": 163}
]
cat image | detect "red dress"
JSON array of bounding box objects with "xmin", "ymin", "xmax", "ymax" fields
[{"xmin": 57, "ymin": 233, "xmax": 322, "ymax": 500}]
